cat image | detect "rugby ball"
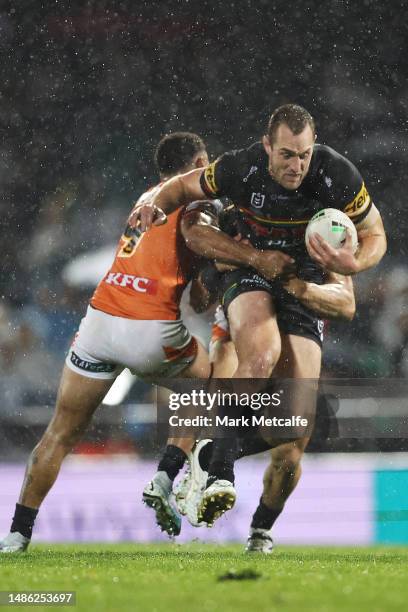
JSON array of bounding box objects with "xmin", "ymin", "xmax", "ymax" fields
[{"xmin": 305, "ymin": 208, "xmax": 358, "ymax": 253}]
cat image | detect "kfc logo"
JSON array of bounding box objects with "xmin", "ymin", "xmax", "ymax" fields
[{"xmin": 104, "ymin": 272, "xmax": 158, "ymax": 295}]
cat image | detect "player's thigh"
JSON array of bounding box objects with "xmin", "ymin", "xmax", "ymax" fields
[
  {"xmin": 208, "ymin": 305, "xmax": 237, "ymax": 377},
  {"xmin": 168, "ymin": 342, "xmax": 209, "ymax": 446},
  {"xmin": 178, "ymin": 339, "xmax": 211, "ymax": 378},
  {"xmin": 228, "ymin": 291, "xmax": 281, "ymax": 362},
  {"xmin": 274, "ymin": 334, "xmax": 322, "ymax": 379},
  {"xmin": 47, "ymin": 365, "xmax": 114, "ymax": 436},
  {"xmin": 210, "ymin": 339, "xmax": 238, "ymax": 378},
  {"xmin": 272, "ymin": 334, "xmax": 321, "ymax": 441}
]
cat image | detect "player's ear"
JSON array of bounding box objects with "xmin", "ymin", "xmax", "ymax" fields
[
  {"xmin": 262, "ymin": 135, "xmax": 271, "ymax": 154},
  {"xmin": 194, "ymin": 151, "xmax": 209, "ymax": 169},
  {"xmin": 195, "ymin": 157, "xmax": 206, "ymax": 168}
]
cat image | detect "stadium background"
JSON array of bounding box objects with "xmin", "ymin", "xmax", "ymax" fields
[{"xmin": 1, "ymin": 1, "xmax": 408, "ymax": 545}]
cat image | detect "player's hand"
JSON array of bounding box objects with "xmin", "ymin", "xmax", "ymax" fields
[
  {"xmin": 253, "ymin": 250, "xmax": 296, "ymax": 280},
  {"xmin": 127, "ymin": 202, "xmax": 167, "ymax": 232},
  {"xmin": 307, "ymin": 231, "xmax": 359, "ymax": 275}
]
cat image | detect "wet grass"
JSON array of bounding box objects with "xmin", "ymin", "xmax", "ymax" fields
[{"xmin": 1, "ymin": 543, "xmax": 407, "ymax": 611}]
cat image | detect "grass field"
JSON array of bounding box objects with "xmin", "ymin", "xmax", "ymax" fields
[{"xmin": 1, "ymin": 543, "xmax": 407, "ymax": 611}]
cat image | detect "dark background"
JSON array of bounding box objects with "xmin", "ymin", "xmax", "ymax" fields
[{"xmin": 2, "ymin": 1, "xmax": 406, "ymax": 257}]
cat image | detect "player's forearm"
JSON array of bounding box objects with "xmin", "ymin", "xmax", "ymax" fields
[
  {"xmin": 152, "ymin": 176, "xmax": 191, "ymax": 215},
  {"xmin": 354, "ymin": 232, "xmax": 387, "ymax": 273},
  {"xmin": 286, "ymin": 278, "xmax": 355, "ymax": 320},
  {"xmin": 182, "ymin": 224, "xmax": 259, "ymax": 268},
  {"xmin": 150, "ymin": 169, "xmax": 208, "ymax": 216}
]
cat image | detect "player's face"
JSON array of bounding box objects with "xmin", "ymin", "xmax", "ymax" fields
[{"xmin": 263, "ymin": 124, "xmax": 315, "ymax": 190}]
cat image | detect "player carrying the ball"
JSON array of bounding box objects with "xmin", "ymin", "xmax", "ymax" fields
[{"xmin": 132, "ymin": 103, "xmax": 387, "ymax": 526}]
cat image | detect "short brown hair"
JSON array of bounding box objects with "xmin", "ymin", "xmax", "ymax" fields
[
  {"xmin": 155, "ymin": 132, "xmax": 206, "ymax": 175},
  {"xmin": 267, "ymin": 104, "xmax": 315, "ymax": 143}
]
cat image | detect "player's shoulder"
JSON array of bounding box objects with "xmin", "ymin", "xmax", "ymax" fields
[
  {"xmin": 202, "ymin": 142, "xmax": 265, "ymax": 197},
  {"xmin": 218, "ymin": 141, "xmax": 265, "ymax": 169},
  {"xmin": 306, "ymin": 144, "xmax": 370, "ymax": 216},
  {"xmin": 309, "ymin": 144, "xmax": 363, "ymax": 189},
  {"xmin": 245, "ymin": 140, "xmax": 265, "ymax": 161},
  {"xmin": 135, "ymin": 181, "xmax": 162, "ymax": 205},
  {"xmin": 312, "ymin": 144, "xmax": 359, "ymax": 174}
]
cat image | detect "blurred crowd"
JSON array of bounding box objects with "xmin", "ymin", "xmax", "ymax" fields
[{"xmin": 0, "ymin": 1, "xmax": 407, "ymax": 442}]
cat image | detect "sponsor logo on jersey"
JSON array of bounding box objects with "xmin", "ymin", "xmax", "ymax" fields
[
  {"xmin": 250, "ymin": 192, "xmax": 265, "ymax": 208},
  {"xmin": 241, "ymin": 274, "xmax": 273, "ymax": 290},
  {"xmin": 246, "ymin": 218, "xmax": 305, "ymax": 242},
  {"xmin": 104, "ymin": 272, "xmax": 158, "ymax": 295},
  {"xmin": 203, "ymin": 162, "xmax": 218, "ymax": 194},
  {"xmin": 274, "ymin": 194, "xmax": 292, "ymax": 201},
  {"xmin": 343, "ymin": 182, "xmax": 371, "ymax": 217}
]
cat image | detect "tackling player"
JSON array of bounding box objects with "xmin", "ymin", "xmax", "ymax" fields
[
  {"xmin": 0, "ymin": 132, "xmax": 288, "ymax": 553},
  {"xmin": 129, "ymin": 104, "xmax": 387, "ymax": 525}
]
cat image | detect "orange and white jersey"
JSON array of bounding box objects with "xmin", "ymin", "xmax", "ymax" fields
[{"xmin": 91, "ymin": 187, "xmax": 213, "ymax": 321}]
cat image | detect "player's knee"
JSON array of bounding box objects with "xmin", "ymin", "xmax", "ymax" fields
[
  {"xmin": 42, "ymin": 427, "xmax": 81, "ymax": 453},
  {"xmin": 43, "ymin": 407, "xmax": 90, "ymax": 451},
  {"xmin": 239, "ymin": 347, "xmax": 280, "ymax": 377},
  {"xmin": 271, "ymin": 445, "xmax": 304, "ymax": 475}
]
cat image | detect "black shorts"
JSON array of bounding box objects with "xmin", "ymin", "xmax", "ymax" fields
[{"xmin": 220, "ymin": 269, "xmax": 324, "ymax": 347}]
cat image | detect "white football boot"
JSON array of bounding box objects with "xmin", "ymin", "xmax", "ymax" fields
[
  {"xmin": 245, "ymin": 528, "xmax": 274, "ymax": 554},
  {"xmin": 142, "ymin": 471, "xmax": 181, "ymax": 537},
  {"xmin": 173, "ymin": 462, "xmax": 191, "ymax": 517},
  {"xmin": 197, "ymin": 479, "xmax": 236, "ymax": 527},
  {"xmin": 175, "ymin": 439, "xmax": 211, "ymax": 527},
  {"xmin": 0, "ymin": 531, "xmax": 31, "ymax": 553}
]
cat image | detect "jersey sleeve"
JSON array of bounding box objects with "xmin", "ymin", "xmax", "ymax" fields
[
  {"xmin": 318, "ymin": 147, "xmax": 373, "ymax": 224},
  {"xmin": 342, "ymin": 179, "xmax": 372, "ymax": 224},
  {"xmin": 200, "ymin": 150, "xmax": 242, "ymax": 198}
]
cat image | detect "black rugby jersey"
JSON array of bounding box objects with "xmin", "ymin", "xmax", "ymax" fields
[{"xmin": 200, "ymin": 142, "xmax": 372, "ymax": 261}]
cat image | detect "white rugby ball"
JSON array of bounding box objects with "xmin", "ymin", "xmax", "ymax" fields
[{"xmin": 305, "ymin": 208, "xmax": 358, "ymax": 253}]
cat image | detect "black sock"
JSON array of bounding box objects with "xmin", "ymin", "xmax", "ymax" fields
[
  {"xmin": 198, "ymin": 440, "xmax": 213, "ymax": 472},
  {"xmin": 206, "ymin": 390, "xmax": 244, "ymax": 486},
  {"xmin": 207, "ymin": 437, "xmax": 238, "ymax": 486},
  {"xmin": 237, "ymin": 435, "xmax": 273, "ymax": 459},
  {"xmin": 251, "ymin": 498, "xmax": 283, "ymax": 530},
  {"xmin": 157, "ymin": 445, "xmax": 186, "ymax": 481},
  {"xmin": 10, "ymin": 503, "xmax": 38, "ymax": 539}
]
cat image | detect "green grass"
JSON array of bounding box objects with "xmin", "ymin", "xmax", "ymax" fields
[{"xmin": 1, "ymin": 543, "xmax": 408, "ymax": 612}]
